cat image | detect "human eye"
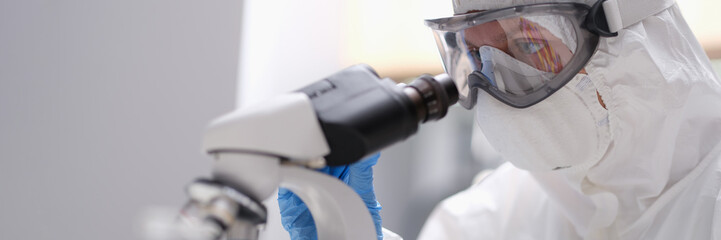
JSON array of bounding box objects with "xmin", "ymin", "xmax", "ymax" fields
[
  {"xmin": 465, "ymin": 46, "xmax": 484, "ymax": 67},
  {"xmin": 466, "ymin": 44, "xmax": 479, "ymax": 54},
  {"xmin": 515, "ymin": 40, "xmax": 546, "ymax": 54}
]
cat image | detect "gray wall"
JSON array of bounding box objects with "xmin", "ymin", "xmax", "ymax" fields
[{"xmin": 0, "ymin": 1, "xmax": 242, "ymax": 239}]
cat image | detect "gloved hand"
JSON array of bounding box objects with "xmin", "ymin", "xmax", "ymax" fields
[{"xmin": 277, "ymin": 153, "xmax": 383, "ymax": 240}]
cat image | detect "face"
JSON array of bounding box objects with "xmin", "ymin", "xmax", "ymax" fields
[
  {"xmin": 462, "ymin": 17, "xmax": 605, "ymax": 108},
  {"xmin": 462, "ymin": 17, "xmax": 575, "ymax": 74}
]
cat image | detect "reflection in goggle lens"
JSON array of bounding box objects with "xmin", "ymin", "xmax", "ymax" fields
[
  {"xmin": 458, "ymin": 16, "xmax": 576, "ymax": 97},
  {"xmin": 426, "ymin": 3, "xmax": 601, "ymax": 108}
]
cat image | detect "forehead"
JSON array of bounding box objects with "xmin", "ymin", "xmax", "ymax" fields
[
  {"xmin": 462, "ymin": 18, "xmax": 557, "ymax": 47},
  {"xmin": 462, "ymin": 20, "xmax": 507, "ymax": 48}
]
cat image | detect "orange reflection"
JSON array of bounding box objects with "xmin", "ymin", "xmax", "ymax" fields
[{"xmin": 463, "ymin": 17, "xmax": 574, "ymax": 73}]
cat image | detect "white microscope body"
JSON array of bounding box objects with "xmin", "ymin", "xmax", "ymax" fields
[
  {"xmin": 177, "ymin": 65, "xmax": 458, "ymax": 240},
  {"xmin": 203, "ymin": 93, "xmax": 377, "ymax": 240}
]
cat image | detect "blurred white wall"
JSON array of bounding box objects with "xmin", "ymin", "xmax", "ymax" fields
[
  {"xmin": 0, "ymin": 1, "xmax": 241, "ymax": 239},
  {"xmin": 236, "ymin": 0, "xmax": 451, "ymax": 107},
  {"xmin": 678, "ymin": 0, "xmax": 721, "ymax": 58},
  {"xmin": 236, "ymin": 0, "xmax": 345, "ymax": 107}
]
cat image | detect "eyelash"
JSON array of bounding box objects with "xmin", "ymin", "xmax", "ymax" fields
[{"xmin": 515, "ymin": 40, "xmax": 546, "ymax": 54}]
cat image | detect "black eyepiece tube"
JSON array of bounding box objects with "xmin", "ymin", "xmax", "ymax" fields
[
  {"xmin": 298, "ymin": 64, "xmax": 458, "ymax": 166},
  {"xmin": 405, "ymin": 74, "xmax": 459, "ymax": 122}
]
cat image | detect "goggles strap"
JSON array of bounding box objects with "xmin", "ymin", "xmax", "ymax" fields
[{"xmin": 602, "ymin": 0, "xmax": 676, "ymax": 33}]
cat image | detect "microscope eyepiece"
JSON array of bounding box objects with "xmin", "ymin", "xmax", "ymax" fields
[
  {"xmin": 404, "ymin": 74, "xmax": 459, "ymax": 122},
  {"xmin": 297, "ymin": 64, "xmax": 459, "ymax": 166}
]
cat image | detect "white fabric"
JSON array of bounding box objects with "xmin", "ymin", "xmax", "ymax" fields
[
  {"xmin": 476, "ymin": 73, "xmax": 610, "ymax": 171},
  {"xmin": 420, "ymin": 2, "xmax": 721, "ymax": 240},
  {"xmin": 452, "ymin": 0, "xmax": 676, "ymax": 34},
  {"xmin": 453, "ymin": 0, "xmax": 596, "ymax": 14},
  {"xmin": 602, "ymin": 0, "xmax": 676, "ymax": 33}
]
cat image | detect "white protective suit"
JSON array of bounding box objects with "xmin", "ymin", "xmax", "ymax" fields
[{"xmin": 419, "ymin": 0, "xmax": 721, "ymax": 239}]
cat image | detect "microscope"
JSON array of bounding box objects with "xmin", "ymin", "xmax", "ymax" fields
[{"xmin": 169, "ymin": 64, "xmax": 458, "ymax": 240}]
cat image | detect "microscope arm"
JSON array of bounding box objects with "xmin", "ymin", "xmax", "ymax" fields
[
  {"xmin": 280, "ymin": 165, "xmax": 377, "ymax": 240},
  {"xmin": 207, "ymin": 152, "xmax": 376, "ymax": 240},
  {"xmin": 203, "ymin": 91, "xmax": 376, "ymax": 240}
]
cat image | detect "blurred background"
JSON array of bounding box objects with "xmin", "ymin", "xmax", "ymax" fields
[{"xmin": 0, "ymin": 0, "xmax": 719, "ymax": 239}]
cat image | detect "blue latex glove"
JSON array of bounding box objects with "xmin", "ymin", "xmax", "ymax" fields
[{"xmin": 278, "ymin": 153, "xmax": 383, "ymax": 240}]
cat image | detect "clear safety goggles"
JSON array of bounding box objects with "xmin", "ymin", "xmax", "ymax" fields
[{"xmin": 425, "ymin": 1, "xmax": 616, "ymax": 109}]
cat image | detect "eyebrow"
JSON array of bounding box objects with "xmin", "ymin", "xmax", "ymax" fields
[{"xmin": 464, "ymin": 29, "xmax": 513, "ymax": 49}]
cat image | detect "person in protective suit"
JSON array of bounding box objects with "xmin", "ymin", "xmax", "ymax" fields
[{"xmin": 280, "ymin": 0, "xmax": 721, "ymax": 239}]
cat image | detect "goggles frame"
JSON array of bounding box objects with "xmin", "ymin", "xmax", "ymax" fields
[{"xmin": 425, "ymin": 1, "xmax": 616, "ymax": 109}]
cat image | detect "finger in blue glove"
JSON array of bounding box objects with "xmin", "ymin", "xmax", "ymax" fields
[{"xmin": 277, "ymin": 153, "xmax": 383, "ymax": 240}]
